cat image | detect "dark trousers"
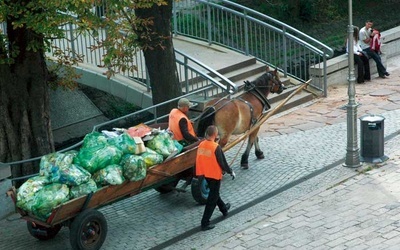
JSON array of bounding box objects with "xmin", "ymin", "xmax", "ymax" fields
[
  {"xmin": 201, "ymin": 178, "xmax": 227, "ymax": 227},
  {"xmin": 354, "ymin": 54, "xmax": 370, "ymax": 83},
  {"xmin": 363, "ymin": 47, "xmax": 387, "ymax": 76}
]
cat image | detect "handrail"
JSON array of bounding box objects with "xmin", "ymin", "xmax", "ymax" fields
[
  {"xmin": 174, "ymin": 49, "xmax": 238, "ymax": 94},
  {"xmin": 0, "ymin": 86, "xmax": 218, "ymax": 170},
  {"xmin": 173, "ymin": 0, "xmax": 334, "ymax": 95},
  {"xmin": 207, "ymin": 0, "xmax": 334, "ymax": 58}
]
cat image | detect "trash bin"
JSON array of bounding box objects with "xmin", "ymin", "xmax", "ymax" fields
[{"xmin": 359, "ymin": 114, "xmax": 388, "ymax": 163}]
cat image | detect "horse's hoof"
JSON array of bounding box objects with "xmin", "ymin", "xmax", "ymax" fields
[
  {"xmin": 255, "ymin": 151, "xmax": 264, "ymax": 159},
  {"xmin": 241, "ymin": 164, "xmax": 249, "ymax": 169}
]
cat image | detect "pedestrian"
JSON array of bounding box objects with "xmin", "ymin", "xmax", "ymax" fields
[
  {"xmin": 347, "ymin": 26, "xmax": 370, "ymax": 83},
  {"xmin": 196, "ymin": 125, "xmax": 236, "ymax": 231},
  {"xmin": 359, "ymin": 20, "xmax": 390, "ymax": 78},
  {"xmin": 370, "ymin": 29, "xmax": 382, "ymax": 54},
  {"xmin": 168, "ymin": 98, "xmax": 199, "ymax": 146}
]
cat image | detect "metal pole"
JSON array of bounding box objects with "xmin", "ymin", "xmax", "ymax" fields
[{"xmin": 343, "ymin": 0, "xmax": 361, "ymax": 168}]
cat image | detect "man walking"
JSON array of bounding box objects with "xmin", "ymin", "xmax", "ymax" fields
[
  {"xmin": 359, "ymin": 20, "xmax": 390, "ymax": 78},
  {"xmin": 196, "ymin": 125, "xmax": 236, "ymax": 231}
]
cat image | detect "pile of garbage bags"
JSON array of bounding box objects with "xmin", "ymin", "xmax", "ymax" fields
[{"xmin": 16, "ymin": 125, "xmax": 183, "ymax": 220}]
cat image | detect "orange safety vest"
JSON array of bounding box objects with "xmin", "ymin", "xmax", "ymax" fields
[
  {"xmin": 196, "ymin": 140, "xmax": 222, "ymax": 180},
  {"xmin": 168, "ymin": 108, "xmax": 196, "ymax": 141}
]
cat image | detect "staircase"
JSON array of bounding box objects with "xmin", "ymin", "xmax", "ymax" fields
[{"xmin": 183, "ymin": 47, "xmax": 315, "ymax": 116}]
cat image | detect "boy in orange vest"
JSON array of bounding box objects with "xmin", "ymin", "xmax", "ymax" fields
[{"xmin": 196, "ymin": 125, "xmax": 236, "ymax": 231}]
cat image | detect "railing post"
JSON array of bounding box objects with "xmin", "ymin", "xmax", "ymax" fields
[
  {"xmin": 69, "ymin": 23, "xmax": 76, "ymax": 59},
  {"xmin": 207, "ymin": 1, "xmax": 212, "ymax": 45},
  {"xmin": 323, "ymin": 52, "xmax": 327, "ymax": 97},
  {"xmin": 244, "ymin": 10, "xmax": 249, "ymax": 56},
  {"xmin": 184, "ymin": 56, "xmax": 189, "ymax": 93},
  {"xmin": 173, "ymin": 0, "xmax": 177, "ymax": 36},
  {"xmin": 282, "ymin": 26, "xmax": 287, "ymax": 77}
]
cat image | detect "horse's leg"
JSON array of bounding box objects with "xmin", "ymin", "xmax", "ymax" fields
[
  {"xmin": 254, "ymin": 136, "xmax": 265, "ymax": 159},
  {"xmin": 240, "ymin": 137, "xmax": 254, "ymax": 169},
  {"xmin": 252, "ymin": 128, "xmax": 264, "ymax": 159}
]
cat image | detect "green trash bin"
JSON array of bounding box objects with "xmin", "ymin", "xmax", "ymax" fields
[{"xmin": 359, "ymin": 114, "xmax": 388, "ymax": 163}]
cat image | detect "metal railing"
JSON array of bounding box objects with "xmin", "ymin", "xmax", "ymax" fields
[
  {"xmin": 0, "ymin": 89, "xmax": 211, "ymax": 181},
  {"xmin": 172, "ymin": 0, "xmax": 334, "ymax": 96},
  {"xmin": 49, "ymin": 13, "xmax": 236, "ymax": 98}
]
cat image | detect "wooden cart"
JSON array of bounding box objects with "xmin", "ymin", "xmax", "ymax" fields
[{"xmin": 7, "ymin": 140, "xmax": 208, "ymax": 249}]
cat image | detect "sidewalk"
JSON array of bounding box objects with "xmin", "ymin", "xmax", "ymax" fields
[{"xmin": 169, "ymin": 56, "xmax": 400, "ymax": 249}]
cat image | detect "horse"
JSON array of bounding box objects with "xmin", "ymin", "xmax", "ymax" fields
[{"xmin": 196, "ymin": 66, "xmax": 284, "ymax": 169}]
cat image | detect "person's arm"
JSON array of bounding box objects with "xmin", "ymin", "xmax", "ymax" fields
[
  {"xmin": 215, "ymin": 145, "xmax": 232, "ymax": 174},
  {"xmin": 360, "ymin": 29, "xmax": 371, "ymax": 44},
  {"xmin": 178, "ymin": 118, "xmax": 198, "ymax": 143}
]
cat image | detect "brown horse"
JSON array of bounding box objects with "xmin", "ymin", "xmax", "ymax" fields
[{"xmin": 196, "ymin": 67, "xmax": 284, "ymax": 169}]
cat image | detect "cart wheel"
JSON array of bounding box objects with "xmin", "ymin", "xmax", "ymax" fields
[
  {"xmin": 70, "ymin": 209, "xmax": 107, "ymax": 250},
  {"xmin": 191, "ymin": 176, "xmax": 209, "ymax": 205},
  {"xmin": 155, "ymin": 179, "xmax": 180, "ymax": 194},
  {"xmin": 27, "ymin": 222, "xmax": 62, "ymax": 241}
]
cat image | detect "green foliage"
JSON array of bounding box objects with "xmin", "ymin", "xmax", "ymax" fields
[{"xmin": 0, "ymin": 0, "xmax": 169, "ymax": 87}]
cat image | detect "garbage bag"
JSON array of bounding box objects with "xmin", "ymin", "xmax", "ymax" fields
[
  {"xmin": 146, "ymin": 131, "xmax": 180, "ymax": 158},
  {"xmin": 82, "ymin": 132, "xmax": 108, "ymax": 149},
  {"xmin": 108, "ymin": 132, "xmax": 144, "ymax": 155},
  {"xmin": 141, "ymin": 148, "xmax": 164, "ymax": 168},
  {"xmin": 16, "ymin": 176, "xmax": 50, "ymax": 212},
  {"xmin": 120, "ymin": 155, "xmax": 146, "ymax": 182},
  {"xmin": 51, "ymin": 163, "xmax": 92, "ymax": 186},
  {"xmin": 70, "ymin": 179, "xmax": 98, "ymax": 199},
  {"xmin": 93, "ymin": 164, "xmax": 125, "ymax": 186},
  {"xmin": 39, "ymin": 151, "xmax": 78, "ymax": 177},
  {"xmin": 31, "ymin": 183, "xmax": 70, "ymax": 220},
  {"xmin": 74, "ymin": 145, "xmax": 123, "ymax": 174}
]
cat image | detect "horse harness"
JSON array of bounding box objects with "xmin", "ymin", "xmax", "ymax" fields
[
  {"xmin": 238, "ymin": 77, "xmax": 273, "ymax": 126},
  {"xmin": 197, "ymin": 72, "xmax": 275, "ymax": 126}
]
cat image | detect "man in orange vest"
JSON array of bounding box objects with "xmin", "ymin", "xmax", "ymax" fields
[
  {"xmin": 196, "ymin": 125, "xmax": 236, "ymax": 231},
  {"xmin": 168, "ymin": 98, "xmax": 199, "ymax": 146}
]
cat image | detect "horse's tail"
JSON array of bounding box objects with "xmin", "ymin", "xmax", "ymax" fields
[{"xmin": 196, "ymin": 106, "xmax": 216, "ymax": 138}]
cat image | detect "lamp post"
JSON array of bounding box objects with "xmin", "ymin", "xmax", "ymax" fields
[{"xmin": 343, "ymin": 0, "xmax": 361, "ymax": 168}]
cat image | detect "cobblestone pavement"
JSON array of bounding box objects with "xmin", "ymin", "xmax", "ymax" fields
[{"xmin": 1, "ymin": 57, "xmax": 400, "ymax": 250}]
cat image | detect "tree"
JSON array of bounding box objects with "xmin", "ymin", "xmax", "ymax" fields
[
  {"xmin": 0, "ymin": 0, "xmax": 180, "ymax": 180},
  {"xmin": 135, "ymin": 0, "xmax": 181, "ymax": 115}
]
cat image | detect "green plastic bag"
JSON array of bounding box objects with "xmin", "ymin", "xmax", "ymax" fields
[
  {"xmin": 146, "ymin": 131, "xmax": 179, "ymax": 158},
  {"xmin": 31, "ymin": 183, "xmax": 70, "ymax": 220},
  {"xmin": 141, "ymin": 148, "xmax": 164, "ymax": 168},
  {"xmin": 16, "ymin": 176, "xmax": 50, "ymax": 212},
  {"xmin": 108, "ymin": 132, "xmax": 140, "ymax": 154},
  {"xmin": 82, "ymin": 132, "xmax": 108, "ymax": 149},
  {"xmin": 74, "ymin": 145, "xmax": 123, "ymax": 174},
  {"xmin": 70, "ymin": 179, "xmax": 98, "ymax": 199},
  {"xmin": 93, "ymin": 164, "xmax": 125, "ymax": 186},
  {"xmin": 51, "ymin": 163, "xmax": 92, "ymax": 186},
  {"xmin": 120, "ymin": 155, "xmax": 146, "ymax": 182},
  {"xmin": 39, "ymin": 151, "xmax": 78, "ymax": 177}
]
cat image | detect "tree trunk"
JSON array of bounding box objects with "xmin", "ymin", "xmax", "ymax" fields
[
  {"xmin": 135, "ymin": 0, "xmax": 181, "ymax": 116},
  {"xmin": 0, "ymin": 22, "xmax": 54, "ymax": 184}
]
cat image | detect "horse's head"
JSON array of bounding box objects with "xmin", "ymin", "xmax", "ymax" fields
[{"xmin": 245, "ymin": 66, "xmax": 285, "ymax": 95}]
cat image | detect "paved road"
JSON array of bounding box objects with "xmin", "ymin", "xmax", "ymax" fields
[{"xmin": 2, "ymin": 56, "xmax": 400, "ymax": 249}]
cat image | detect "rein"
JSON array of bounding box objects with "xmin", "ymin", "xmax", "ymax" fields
[{"xmin": 195, "ymin": 71, "xmax": 278, "ymax": 123}]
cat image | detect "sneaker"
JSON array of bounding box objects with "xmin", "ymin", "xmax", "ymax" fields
[
  {"xmin": 201, "ymin": 224, "xmax": 215, "ymax": 231},
  {"xmin": 384, "ymin": 72, "xmax": 390, "ymax": 76},
  {"xmin": 379, "ymin": 75, "xmax": 386, "ymax": 78},
  {"xmin": 222, "ymin": 203, "xmax": 231, "ymax": 217}
]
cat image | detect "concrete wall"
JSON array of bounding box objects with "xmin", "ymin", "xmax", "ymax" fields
[
  {"xmin": 310, "ymin": 26, "xmax": 400, "ymax": 87},
  {"xmin": 74, "ymin": 64, "xmax": 153, "ymax": 109}
]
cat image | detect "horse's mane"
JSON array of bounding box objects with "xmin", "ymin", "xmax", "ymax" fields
[{"xmin": 195, "ymin": 106, "xmax": 215, "ymax": 138}]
